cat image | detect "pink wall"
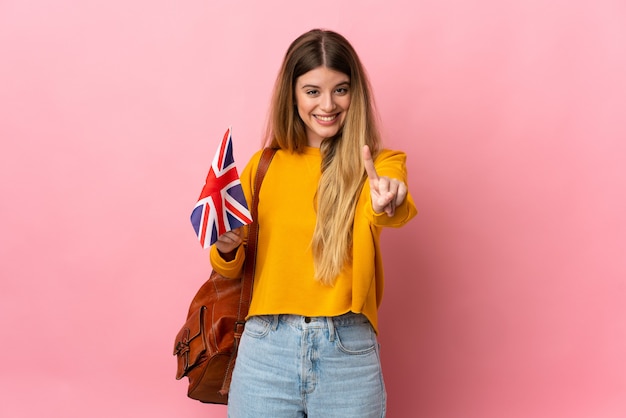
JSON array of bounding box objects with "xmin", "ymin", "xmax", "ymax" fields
[{"xmin": 1, "ymin": 1, "xmax": 625, "ymax": 417}]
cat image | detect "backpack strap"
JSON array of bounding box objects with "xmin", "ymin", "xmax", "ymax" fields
[{"xmin": 221, "ymin": 147, "xmax": 277, "ymax": 395}]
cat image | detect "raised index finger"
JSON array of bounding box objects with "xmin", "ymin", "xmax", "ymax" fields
[{"xmin": 362, "ymin": 145, "xmax": 379, "ymax": 181}]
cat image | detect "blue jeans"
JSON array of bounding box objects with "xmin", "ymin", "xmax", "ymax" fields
[{"xmin": 228, "ymin": 312, "xmax": 387, "ymax": 418}]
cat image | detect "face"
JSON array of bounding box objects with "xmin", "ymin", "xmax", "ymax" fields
[{"xmin": 294, "ymin": 66, "xmax": 351, "ymax": 147}]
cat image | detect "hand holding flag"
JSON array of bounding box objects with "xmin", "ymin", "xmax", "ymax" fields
[{"xmin": 190, "ymin": 127, "xmax": 252, "ymax": 248}]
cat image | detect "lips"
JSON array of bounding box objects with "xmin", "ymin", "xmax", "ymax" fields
[{"xmin": 314, "ymin": 114, "xmax": 339, "ymax": 123}]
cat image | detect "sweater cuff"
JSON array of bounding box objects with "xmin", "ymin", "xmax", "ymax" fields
[{"xmin": 209, "ymin": 244, "xmax": 245, "ymax": 278}]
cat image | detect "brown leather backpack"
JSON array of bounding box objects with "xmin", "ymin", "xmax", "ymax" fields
[{"xmin": 173, "ymin": 148, "xmax": 275, "ymax": 404}]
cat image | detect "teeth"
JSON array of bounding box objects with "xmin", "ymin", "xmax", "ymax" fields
[{"xmin": 316, "ymin": 115, "xmax": 336, "ymax": 122}]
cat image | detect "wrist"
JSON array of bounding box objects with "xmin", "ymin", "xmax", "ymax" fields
[{"xmin": 218, "ymin": 247, "xmax": 239, "ymax": 262}]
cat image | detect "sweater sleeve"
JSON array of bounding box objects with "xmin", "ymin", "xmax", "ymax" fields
[{"xmin": 209, "ymin": 243, "xmax": 246, "ymax": 279}]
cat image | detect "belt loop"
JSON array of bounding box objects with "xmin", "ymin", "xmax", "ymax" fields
[
  {"xmin": 327, "ymin": 316, "xmax": 335, "ymax": 342},
  {"xmin": 271, "ymin": 315, "xmax": 279, "ymax": 331}
]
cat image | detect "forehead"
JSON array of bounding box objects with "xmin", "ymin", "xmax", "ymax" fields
[{"xmin": 296, "ymin": 66, "xmax": 350, "ymax": 86}]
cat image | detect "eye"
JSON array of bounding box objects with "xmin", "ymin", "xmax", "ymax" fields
[
  {"xmin": 335, "ymin": 87, "xmax": 349, "ymax": 95},
  {"xmin": 305, "ymin": 89, "xmax": 320, "ymax": 96}
]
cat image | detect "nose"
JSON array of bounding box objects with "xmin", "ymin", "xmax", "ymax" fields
[{"xmin": 319, "ymin": 93, "xmax": 336, "ymax": 112}]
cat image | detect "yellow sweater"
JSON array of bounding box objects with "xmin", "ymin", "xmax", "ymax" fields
[{"xmin": 210, "ymin": 146, "xmax": 417, "ymax": 333}]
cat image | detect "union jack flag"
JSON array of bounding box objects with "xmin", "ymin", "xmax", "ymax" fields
[{"xmin": 190, "ymin": 127, "xmax": 252, "ymax": 248}]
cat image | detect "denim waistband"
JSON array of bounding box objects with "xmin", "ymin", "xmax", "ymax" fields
[
  {"xmin": 258, "ymin": 311, "xmax": 368, "ymax": 330},
  {"xmin": 249, "ymin": 312, "xmax": 371, "ymax": 343}
]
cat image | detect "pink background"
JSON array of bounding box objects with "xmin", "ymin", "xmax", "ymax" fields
[{"xmin": 1, "ymin": 1, "xmax": 625, "ymax": 417}]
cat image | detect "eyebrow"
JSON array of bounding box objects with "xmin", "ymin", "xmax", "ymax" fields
[{"xmin": 300, "ymin": 81, "xmax": 350, "ymax": 89}]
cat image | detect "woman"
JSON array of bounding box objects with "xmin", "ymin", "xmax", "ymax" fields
[{"xmin": 211, "ymin": 29, "xmax": 417, "ymax": 418}]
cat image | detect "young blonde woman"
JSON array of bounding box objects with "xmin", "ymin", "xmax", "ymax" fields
[{"xmin": 211, "ymin": 29, "xmax": 417, "ymax": 418}]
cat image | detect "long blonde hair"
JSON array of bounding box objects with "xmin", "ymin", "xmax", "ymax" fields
[{"xmin": 265, "ymin": 29, "xmax": 381, "ymax": 285}]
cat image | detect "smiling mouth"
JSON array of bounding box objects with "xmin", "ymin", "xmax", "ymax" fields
[{"xmin": 314, "ymin": 114, "xmax": 339, "ymax": 122}]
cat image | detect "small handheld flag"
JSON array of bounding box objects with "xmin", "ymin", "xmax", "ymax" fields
[{"xmin": 190, "ymin": 127, "xmax": 252, "ymax": 248}]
